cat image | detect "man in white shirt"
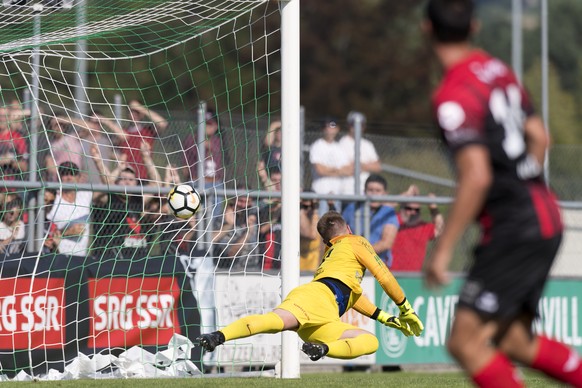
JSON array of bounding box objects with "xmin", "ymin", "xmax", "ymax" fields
[
  {"xmin": 338, "ymin": 111, "xmax": 382, "ymax": 196},
  {"xmin": 46, "ymin": 162, "xmax": 92, "ymax": 257},
  {"xmin": 309, "ymin": 119, "xmax": 351, "ymax": 213}
]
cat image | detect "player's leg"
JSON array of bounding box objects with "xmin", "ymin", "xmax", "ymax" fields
[
  {"xmin": 446, "ymin": 307, "xmax": 523, "ymax": 387},
  {"xmin": 197, "ymin": 309, "xmax": 298, "ymax": 352},
  {"xmin": 495, "ymin": 234, "xmax": 582, "ymax": 386},
  {"xmin": 197, "ymin": 281, "xmax": 329, "ymax": 352},
  {"xmin": 497, "ymin": 311, "xmax": 582, "ymax": 385},
  {"xmin": 299, "ymin": 321, "xmax": 378, "ymax": 361},
  {"xmin": 448, "ymin": 238, "xmax": 543, "ymax": 388}
]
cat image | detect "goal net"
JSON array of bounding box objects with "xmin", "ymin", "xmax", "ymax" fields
[{"xmin": 0, "ymin": 0, "xmax": 286, "ymax": 379}]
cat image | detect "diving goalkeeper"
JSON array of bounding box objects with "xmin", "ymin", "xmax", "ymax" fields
[{"xmin": 197, "ymin": 211, "xmax": 424, "ymax": 361}]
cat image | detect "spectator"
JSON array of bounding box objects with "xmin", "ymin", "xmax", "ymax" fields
[
  {"xmin": 0, "ymin": 193, "xmax": 26, "ymax": 257},
  {"xmin": 90, "ymin": 141, "xmax": 161, "ymax": 261},
  {"xmin": 121, "ymin": 100, "xmax": 168, "ymax": 180},
  {"xmin": 7, "ymin": 100, "xmax": 30, "ymax": 136},
  {"xmin": 339, "ymin": 111, "xmax": 381, "ymax": 196},
  {"xmin": 309, "ymin": 118, "xmax": 351, "ymax": 213},
  {"xmin": 342, "ymin": 174, "xmax": 399, "ymax": 267},
  {"xmin": 257, "ymin": 120, "xmax": 282, "ymax": 191},
  {"xmin": 258, "ymin": 166, "xmax": 282, "ymax": 270},
  {"xmin": 47, "ymin": 113, "xmax": 126, "ymax": 185},
  {"xmin": 41, "ymin": 188, "xmax": 57, "ymax": 255},
  {"xmin": 391, "ymin": 186, "xmax": 444, "ymax": 272},
  {"xmin": 299, "ymin": 191, "xmax": 322, "ymax": 272},
  {"xmin": 84, "ymin": 113, "xmax": 128, "ymax": 184},
  {"xmin": 45, "ymin": 162, "xmax": 92, "ymax": 257},
  {"xmin": 0, "ymin": 106, "xmax": 28, "ymax": 185},
  {"xmin": 212, "ymin": 187, "xmax": 259, "ymax": 271},
  {"xmin": 183, "ymin": 109, "xmax": 227, "ymax": 220},
  {"xmin": 44, "ymin": 116, "xmax": 85, "ymax": 182},
  {"xmin": 44, "ymin": 188, "xmax": 57, "ymax": 214}
]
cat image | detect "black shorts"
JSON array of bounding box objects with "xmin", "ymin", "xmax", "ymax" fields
[{"xmin": 457, "ymin": 234, "xmax": 562, "ymax": 321}]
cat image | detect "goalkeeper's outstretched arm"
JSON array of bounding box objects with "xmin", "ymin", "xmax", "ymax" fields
[
  {"xmin": 352, "ymin": 294, "xmax": 413, "ymax": 337},
  {"xmin": 356, "ymin": 247, "xmax": 425, "ymax": 337}
]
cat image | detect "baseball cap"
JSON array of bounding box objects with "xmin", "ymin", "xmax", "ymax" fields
[{"xmin": 322, "ymin": 117, "xmax": 338, "ymax": 129}]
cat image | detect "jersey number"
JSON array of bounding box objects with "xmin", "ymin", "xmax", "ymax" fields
[{"xmin": 489, "ymin": 85, "xmax": 526, "ymax": 160}]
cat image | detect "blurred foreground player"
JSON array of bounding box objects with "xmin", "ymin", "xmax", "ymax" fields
[
  {"xmin": 423, "ymin": 1, "xmax": 582, "ymax": 387},
  {"xmin": 197, "ymin": 211, "xmax": 423, "ymax": 361}
]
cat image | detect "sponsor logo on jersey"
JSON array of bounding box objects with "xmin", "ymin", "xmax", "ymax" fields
[{"xmin": 437, "ymin": 101, "xmax": 466, "ymax": 132}]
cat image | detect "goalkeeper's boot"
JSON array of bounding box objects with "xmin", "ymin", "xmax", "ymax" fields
[
  {"xmin": 302, "ymin": 342, "xmax": 329, "ymax": 361},
  {"xmin": 197, "ymin": 331, "xmax": 225, "ymax": 352}
]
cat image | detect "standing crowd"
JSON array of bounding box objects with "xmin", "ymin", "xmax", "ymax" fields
[{"xmin": 0, "ymin": 99, "xmax": 440, "ymax": 274}]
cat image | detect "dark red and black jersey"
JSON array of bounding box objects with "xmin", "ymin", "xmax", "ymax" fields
[{"xmin": 432, "ymin": 50, "xmax": 562, "ymax": 244}]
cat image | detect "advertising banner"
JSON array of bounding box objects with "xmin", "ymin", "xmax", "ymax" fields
[
  {"xmin": 0, "ymin": 277, "xmax": 65, "ymax": 350},
  {"xmin": 88, "ymin": 277, "xmax": 182, "ymax": 348},
  {"xmin": 84, "ymin": 256, "xmax": 202, "ymax": 360},
  {"xmin": 214, "ymin": 274, "xmax": 376, "ymax": 365},
  {"xmin": 375, "ymin": 276, "xmax": 582, "ymax": 365},
  {"xmin": 0, "ymin": 253, "xmax": 202, "ymax": 376},
  {"xmin": 0, "ymin": 255, "xmax": 88, "ymax": 375},
  {"xmin": 376, "ymin": 277, "xmax": 460, "ymax": 364}
]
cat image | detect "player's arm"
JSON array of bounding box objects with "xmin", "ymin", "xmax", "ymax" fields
[
  {"xmin": 425, "ymin": 144, "xmax": 491, "ymax": 288},
  {"xmin": 523, "ymin": 115, "xmax": 549, "ymax": 168},
  {"xmin": 357, "ymin": 242, "xmax": 424, "ymax": 336},
  {"xmin": 352, "ymin": 294, "xmax": 412, "ymax": 337}
]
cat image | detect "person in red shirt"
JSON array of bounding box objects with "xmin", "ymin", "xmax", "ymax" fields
[
  {"xmin": 391, "ymin": 187, "xmax": 444, "ymax": 272},
  {"xmin": 121, "ymin": 100, "xmax": 168, "ymax": 180},
  {"xmin": 0, "ymin": 107, "xmax": 28, "ymax": 185}
]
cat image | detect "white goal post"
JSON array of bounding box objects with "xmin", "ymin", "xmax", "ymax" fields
[{"xmin": 279, "ymin": 0, "xmax": 301, "ymax": 379}]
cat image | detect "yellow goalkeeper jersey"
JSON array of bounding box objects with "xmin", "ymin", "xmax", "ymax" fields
[{"xmin": 313, "ymin": 234, "xmax": 404, "ymax": 304}]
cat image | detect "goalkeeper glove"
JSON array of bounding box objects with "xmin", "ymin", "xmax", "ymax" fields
[
  {"xmin": 377, "ymin": 310, "xmax": 413, "ymax": 337},
  {"xmin": 397, "ymin": 298, "xmax": 424, "ymax": 336}
]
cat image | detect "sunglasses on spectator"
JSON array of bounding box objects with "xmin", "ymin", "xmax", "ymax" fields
[{"xmin": 405, "ymin": 206, "xmax": 420, "ymax": 213}]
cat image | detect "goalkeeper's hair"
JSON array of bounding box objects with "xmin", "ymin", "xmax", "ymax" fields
[
  {"xmin": 426, "ymin": 0, "xmax": 474, "ymax": 43},
  {"xmin": 317, "ymin": 211, "xmax": 347, "ymax": 245}
]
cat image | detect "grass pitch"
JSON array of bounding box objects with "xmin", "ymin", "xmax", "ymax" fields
[{"xmin": 0, "ymin": 370, "xmax": 567, "ymax": 387}]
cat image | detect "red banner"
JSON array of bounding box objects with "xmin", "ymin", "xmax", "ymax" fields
[
  {"xmin": 88, "ymin": 277, "xmax": 182, "ymax": 348},
  {"xmin": 0, "ymin": 278, "xmax": 65, "ymax": 349}
]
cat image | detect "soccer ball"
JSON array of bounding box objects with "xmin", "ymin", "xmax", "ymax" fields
[{"xmin": 167, "ymin": 184, "xmax": 201, "ymax": 219}]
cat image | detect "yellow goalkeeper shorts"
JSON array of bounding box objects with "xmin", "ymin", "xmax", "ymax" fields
[{"xmin": 277, "ymin": 281, "xmax": 360, "ymax": 343}]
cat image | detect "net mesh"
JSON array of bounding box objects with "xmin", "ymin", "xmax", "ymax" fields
[{"xmin": 0, "ymin": 0, "xmax": 282, "ymax": 378}]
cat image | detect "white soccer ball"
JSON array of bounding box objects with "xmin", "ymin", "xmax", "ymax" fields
[{"xmin": 167, "ymin": 184, "xmax": 201, "ymax": 219}]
